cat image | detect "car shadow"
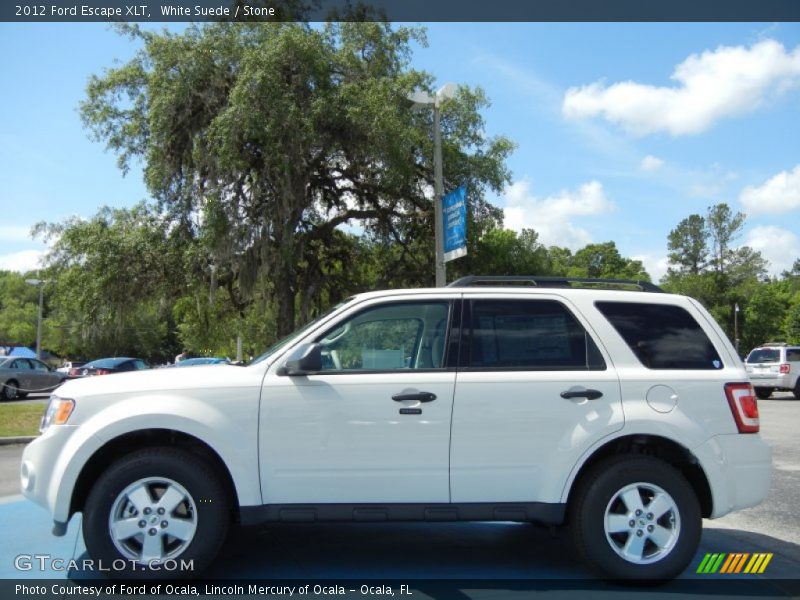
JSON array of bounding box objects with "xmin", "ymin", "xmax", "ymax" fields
[{"xmin": 65, "ymin": 521, "xmax": 800, "ymax": 596}]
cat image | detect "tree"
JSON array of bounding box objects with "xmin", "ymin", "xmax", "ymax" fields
[
  {"xmin": 662, "ymin": 203, "xmax": 767, "ymax": 342},
  {"xmin": 568, "ymin": 242, "xmax": 649, "ymax": 280},
  {"xmin": 667, "ymin": 214, "xmax": 707, "ymax": 275},
  {"xmin": 34, "ymin": 204, "xmax": 180, "ymax": 361},
  {"xmin": 0, "ymin": 271, "xmax": 40, "ymax": 349},
  {"xmin": 81, "ymin": 22, "xmax": 512, "ymax": 337}
]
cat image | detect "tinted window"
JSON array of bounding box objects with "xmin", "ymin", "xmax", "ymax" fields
[
  {"xmin": 786, "ymin": 349, "xmax": 800, "ymax": 362},
  {"xmin": 746, "ymin": 348, "xmax": 781, "ymax": 364},
  {"xmin": 316, "ymin": 302, "xmax": 450, "ymax": 371},
  {"xmin": 14, "ymin": 360, "xmax": 32, "ymax": 370},
  {"xmin": 30, "ymin": 360, "xmax": 49, "ymax": 372},
  {"xmin": 468, "ymin": 300, "xmax": 605, "ymax": 370},
  {"xmin": 596, "ymin": 302, "xmax": 723, "ymax": 370}
]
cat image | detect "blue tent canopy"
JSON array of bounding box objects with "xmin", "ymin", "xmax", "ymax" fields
[{"xmin": 9, "ymin": 347, "xmax": 36, "ymax": 358}]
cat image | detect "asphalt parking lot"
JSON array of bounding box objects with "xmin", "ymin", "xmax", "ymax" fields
[{"xmin": 0, "ymin": 395, "xmax": 798, "ymax": 593}]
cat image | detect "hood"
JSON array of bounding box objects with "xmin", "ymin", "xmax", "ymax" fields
[{"xmin": 54, "ymin": 364, "xmax": 262, "ymax": 398}]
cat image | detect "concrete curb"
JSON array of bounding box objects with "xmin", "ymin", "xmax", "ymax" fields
[{"xmin": 0, "ymin": 436, "xmax": 36, "ymax": 446}]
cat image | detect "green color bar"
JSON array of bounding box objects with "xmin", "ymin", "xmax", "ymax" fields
[
  {"xmin": 696, "ymin": 554, "xmax": 713, "ymax": 573},
  {"xmin": 710, "ymin": 553, "xmax": 726, "ymax": 573}
]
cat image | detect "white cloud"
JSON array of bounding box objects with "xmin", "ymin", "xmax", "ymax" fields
[
  {"xmin": 502, "ymin": 180, "xmax": 615, "ymax": 249},
  {"xmin": 0, "ymin": 249, "xmax": 45, "ymax": 273},
  {"xmin": 563, "ymin": 39, "xmax": 800, "ymax": 136},
  {"xmin": 740, "ymin": 165, "xmax": 800, "ymax": 214},
  {"xmin": 631, "ymin": 252, "xmax": 670, "ymax": 284},
  {"xmin": 640, "ymin": 155, "xmax": 664, "ymax": 172},
  {"xmin": 744, "ymin": 226, "xmax": 800, "ymax": 276}
]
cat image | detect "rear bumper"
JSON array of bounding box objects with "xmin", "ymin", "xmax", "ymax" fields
[
  {"xmin": 694, "ymin": 433, "xmax": 772, "ymax": 518},
  {"xmin": 747, "ymin": 373, "xmax": 791, "ymax": 389}
]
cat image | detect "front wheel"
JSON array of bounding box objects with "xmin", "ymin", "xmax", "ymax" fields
[
  {"xmin": 570, "ymin": 456, "xmax": 701, "ymax": 580},
  {"xmin": 1, "ymin": 380, "xmax": 19, "ymax": 401},
  {"xmin": 83, "ymin": 447, "xmax": 230, "ymax": 579}
]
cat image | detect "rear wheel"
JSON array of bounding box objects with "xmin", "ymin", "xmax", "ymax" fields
[
  {"xmin": 755, "ymin": 387, "xmax": 773, "ymax": 400},
  {"xmin": 794, "ymin": 380, "xmax": 800, "ymax": 400},
  {"xmin": 570, "ymin": 455, "xmax": 701, "ymax": 580},
  {"xmin": 83, "ymin": 447, "xmax": 230, "ymax": 578}
]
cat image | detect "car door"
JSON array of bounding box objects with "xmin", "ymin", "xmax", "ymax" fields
[
  {"xmin": 11, "ymin": 359, "xmax": 35, "ymax": 393},
  {"xmin": 449, "ymin": 295, "xmax": 624, "ymax": 504},
  {"xmin": 27, "ymin": 359, "xmax": 56, "ymax": 392},
  {"xmin": 260, "ymin": 297, "xmax": 457, "ymax": 504}
]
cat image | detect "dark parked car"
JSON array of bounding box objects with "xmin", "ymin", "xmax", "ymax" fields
[
  {"xmin": 0, "ymin": 357, "xmax": 66, "ymax": 400},
  {"xmin": 172, "ymin": 357, "xmax": 229, "ymax": 367},
  {"xmin": 72, "ymin": 357, "xmax": 149, "ymax": 378}
]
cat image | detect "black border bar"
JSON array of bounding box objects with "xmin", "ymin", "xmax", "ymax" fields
[{"xmin": 3, "ymin": 0, "xmax": 800, "ymax": 23}]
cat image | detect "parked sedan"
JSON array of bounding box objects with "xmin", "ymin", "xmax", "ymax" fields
[
  {"xmin": 172, "ymin": 357, "xmax": 230, "ymax": 367},
  {"xmin": 72, "ymin": 357, "xmax": 149, "ymax": 378},
  {"xmin": 0, "ymin": 357, "xmax": 66, "ymax": 400}
]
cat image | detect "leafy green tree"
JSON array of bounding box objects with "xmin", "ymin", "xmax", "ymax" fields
[
  {"xmin": 34, "ymin": 204, "xmax": 180, "ymax": 361},
  {"xmin": 454, "ymin": 228, "xmax": 550, "ymax": 277},
  {"xmin": 667, "ymin": 214, "xmax": 707, "ymax": 276},
  {"xmin": 662, "ymin": 203, "xmax": 767, "ymax": 341},
  {"xmin": 81, "ymin": 22, "xmax": 512, "ymax": 337},
  {"xmin": 568, "ymin": 242, "xmax": 649, "ymax": 280},
  {"xmin": 0, "ymin": 271, "xmax": 40, "ymax": 348},
  {"xmin": 741, "ymin": 281, "xmax": 792, "ymax": 350}
]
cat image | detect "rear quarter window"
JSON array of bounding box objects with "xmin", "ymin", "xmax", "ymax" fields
[
  {"xmin": 785, "ymin": 349, "xmax": 800, "ymax": 362},
  {"xmin": 595, "ymin": 301, "xmax": 723, "ymax": 370}
]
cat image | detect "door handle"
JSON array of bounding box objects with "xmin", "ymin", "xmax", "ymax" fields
[
  {"xmin": 392, "ymin": 392, "xmax": 437, "ymax": 403},
  {"xmin": 560, "ymin": 388, "xmax": 603, "ymax": 400}
]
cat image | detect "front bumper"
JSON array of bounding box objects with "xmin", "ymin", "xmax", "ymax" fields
[
  {"xmin": 694, "ymin": 433, "xmax": 772, "ymax": 519},
  {"xmin": 20, "ymin": 425, "xmax": 80, "ymax": 529}
]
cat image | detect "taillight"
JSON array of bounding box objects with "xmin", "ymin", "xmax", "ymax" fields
[
  {"xmin": 780, "ymin": 363, "xmax": 790, "ymax": 374},
  {"xmin": 68, "ymin": 368, "xmax": 78, "ymax": 377},
  {"xmin": 724, "ymin": 383, "xmax": 760, "ymax": 433},
  {"xmin": 95, "ymin": 369, "xmax": 110, "ymax": 375}
]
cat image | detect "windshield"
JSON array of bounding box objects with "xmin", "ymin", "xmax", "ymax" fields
[
  {"xmin": 249, "ymin": 298, "xmax": 355, "ymax": 365},
  {"xmin": 746, "ymin": 348, "xmax": 781, "ymax": 364}
]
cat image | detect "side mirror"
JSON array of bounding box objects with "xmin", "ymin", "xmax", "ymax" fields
[{"xmin": 277, "ymin": 343, "xmax": 322, "ymax": 376}]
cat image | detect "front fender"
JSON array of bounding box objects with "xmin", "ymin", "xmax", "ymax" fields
[{"xmin": 49, "ymin": 390, "xmax": 260, "ymax": 523}]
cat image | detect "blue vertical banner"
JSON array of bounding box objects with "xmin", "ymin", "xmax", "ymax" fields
[{"xmin": 443, "ymin": 186, "xmax": 468, "ymax": 263}]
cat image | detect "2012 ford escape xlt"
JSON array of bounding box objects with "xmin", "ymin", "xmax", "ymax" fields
[{"xmin": 20, "ymin": 276, "xmax": 772, "ymax": 580}]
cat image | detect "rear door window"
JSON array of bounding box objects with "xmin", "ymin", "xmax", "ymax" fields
[
  {"xmin": 466, "ymin": 299, "xmax": 606, "ymax": 370},
  {"xmin": 596, "ymin": 301, "xmax": 723, "ymax": 370}
]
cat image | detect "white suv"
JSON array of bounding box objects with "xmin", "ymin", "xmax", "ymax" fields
[
  {"xmin": 745, "ymin": 342, "xmax": 800, "ymax": 399},
  {"xmin": 20, "ymin": 276, "xmax": 771, "ymax": 580}
]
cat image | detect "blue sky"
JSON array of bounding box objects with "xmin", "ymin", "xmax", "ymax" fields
[{"xmin": 2, "ymin": 22, "xmax": 800, "ymax": 282}]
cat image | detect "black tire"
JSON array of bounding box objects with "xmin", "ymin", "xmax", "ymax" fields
[
  {"xmin": 755, "ymin": 387, "xmax": 773, "ymax": 400},
  {"xmin": 17, "ymin": 391, "xmax": 28, "ymax": 399},
  {"xmin": 570, "ymin": 455, "xmax": 701, "ymax": 581},
  {"xmin": 83, "ymin": 447, "xmax": 230, "ymax": 579},
  {"xmin": 794, "ymin": 380, "xmax": 800, "ymax": 400},
  {"xmin": 1, "ymin": 380, "xmax": 19, "ymax": 401}
]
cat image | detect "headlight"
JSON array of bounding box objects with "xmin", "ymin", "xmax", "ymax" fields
[{"xmin": 40, "ymin": 396, "xmax": 75, "ymax": 433}]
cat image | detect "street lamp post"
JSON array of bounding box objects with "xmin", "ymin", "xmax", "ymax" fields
[
  {"xmin": 25, "ymin": 278, "xmax": 48, "ymax": 360},
  {"xmin": 734, "ymin": 303, "xmax": 740, "ymax": 356},
  {"xmin": 408, "ymin": 83, "xmax": 458, "ymax": 288}
]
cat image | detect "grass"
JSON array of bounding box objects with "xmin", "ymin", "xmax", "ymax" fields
[{"xmin": 0, "ymin": 402, "xmax": 44, "ymax": 437}]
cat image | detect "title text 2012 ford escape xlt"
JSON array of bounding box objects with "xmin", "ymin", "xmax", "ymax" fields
[{"xmin": 20, "ymin": 276, "xmax": 772, "ymax": 580}]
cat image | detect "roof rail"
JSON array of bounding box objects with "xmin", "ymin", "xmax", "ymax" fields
[{"xmin": 446, "ymin": 275, "xmax": 664, "ymax": 293}]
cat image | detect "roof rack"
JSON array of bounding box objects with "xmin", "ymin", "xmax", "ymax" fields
[{"xmin": 446, "ymin": 275, "xmax": 664, "ymax": 293}]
